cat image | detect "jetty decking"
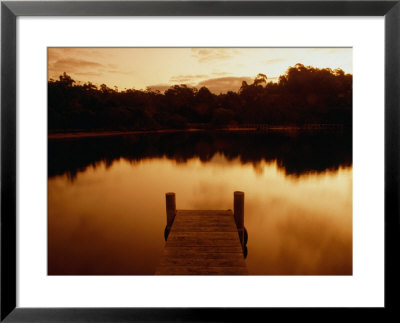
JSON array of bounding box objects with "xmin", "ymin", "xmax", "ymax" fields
[{"xmin": 155, "ymin": 192, "xmax": 248, "ymax": 275}]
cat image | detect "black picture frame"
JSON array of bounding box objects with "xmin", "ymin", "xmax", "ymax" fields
[{"xmin": 1, "ymin": 1, "xmax": 399, "ymax": 321}]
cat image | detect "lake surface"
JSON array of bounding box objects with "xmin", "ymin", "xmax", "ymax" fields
[{"xmin": 48, "ymin": 130, "xmax": 352, "ymax": 275}]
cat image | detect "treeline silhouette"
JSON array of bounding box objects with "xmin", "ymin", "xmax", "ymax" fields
[
  {"xmin": 48, "ymin": 131, "xmax": 352, "ymax": 180},
  {"xmin": 48, "ymin": 64, "xmax": 352, "ymax": 132}
]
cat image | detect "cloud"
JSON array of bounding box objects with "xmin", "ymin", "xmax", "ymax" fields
[
  {"xmin": 107, "ymin": 69, "xmax": 135, "ymax": 75},
  {"xmin": 169, "ymin": 74, "xmax": 209, "ymax": 83},
  {"xmin": 48, "ymin": 53, "xmax": 134, "ymax": 81},
  {"xmin": 265, "ymin": 58, "xmax": 285, "ymax": 64},
  {"xmin": 49, "ymin": 58, "xmax": 105, "ymax": 73},
  {"xmin": 169, "ymin": 73, "xmax": 233, "ymax": 84},
  {"xmin": 191, "ymin": 48, "xmax": 234, "ymax": 63},
  {"xmin": 196, "ymin": 76, "xmax": 253, "ymax": 94},
  {"xmin": 74, "ymin": 71, "xmax": 103, "ymax": 77},
  {"xmin": 212, "ymin": 71, "xmax": 230, "ymax": 76}
]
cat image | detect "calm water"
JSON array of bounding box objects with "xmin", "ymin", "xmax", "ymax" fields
[{"xmin": 48, "ymin": 130, "xmax": 352, "ymax": 275}]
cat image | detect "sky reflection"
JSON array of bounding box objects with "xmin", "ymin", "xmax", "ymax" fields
[{"xmin": 48, "ymin": 156, "xmax": 352, "ymax": 275}]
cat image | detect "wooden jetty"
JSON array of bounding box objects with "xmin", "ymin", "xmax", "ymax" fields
[{"xmin": 155, "ymin": 192, "xmax": 248, "ymax": 275}]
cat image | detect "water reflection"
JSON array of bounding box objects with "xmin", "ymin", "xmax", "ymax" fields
[
  {"xmin": 48, "ymin": 130, "xmax": 352, "ymax": 275},
  {"xmin": 48, "ymin": 130, "xmax": 352, "ymax": 180}
]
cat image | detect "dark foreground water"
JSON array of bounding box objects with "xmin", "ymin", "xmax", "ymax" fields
[{"xmin": 48, "ymin": 130, "xmax": 352, "ymax": 275}]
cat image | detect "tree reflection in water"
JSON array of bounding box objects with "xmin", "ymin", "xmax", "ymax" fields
[{"xmin": 48, "ymin": 130, "xmax": 352, "ymax": 180}]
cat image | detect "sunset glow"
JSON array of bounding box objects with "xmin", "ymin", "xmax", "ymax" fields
[
  {"xmin": 48, "ymin": 47, "xmax": 353, "ymax": 276},
  {"xmin": 49, "ymin": 156, "xmax": 352, "ymax": 275},
  {"xmin": 48, "ymin": 47, "xmax": 352, "ymax": 93}
]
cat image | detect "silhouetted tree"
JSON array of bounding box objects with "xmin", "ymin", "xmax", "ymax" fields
[{"xmin": 48, "ymin": 64, "xmax": 352, "ymax": 132}]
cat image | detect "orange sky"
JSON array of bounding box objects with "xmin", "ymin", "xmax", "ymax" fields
[{"xmin": 48, "ymin": 47, "xmax": 352, "ymax": 94}]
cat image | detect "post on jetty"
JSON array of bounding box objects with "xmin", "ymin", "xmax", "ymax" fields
[
  {"xmin": 234, "ymin": 191, "xmax": 245, "ymax": 247},
  {"xmin": 156, "ymin": 191, "xmax": 248, "ymax": 275},
  {"xmin": 165, "ymin": 192, "xmax": 176, "ymax": 239}
]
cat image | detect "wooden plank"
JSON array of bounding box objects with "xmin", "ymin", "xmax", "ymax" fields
[
  {"xmin": 172, "ymin": 221, "xmax": 237, "ymax": 230},
  {"xmin": 165, "ymin": 239, "xmax": 240, "ymax": 247},
  {"xmin": 166, "ymin": 232, "xmax": 240, "ymax": 247},
  {"xmin": 162, "ymin": 249, "xmax": 244, "ymax": 259},
  {"xmin": 168, "ymin": 231, "xmax": 240, "ymax": 240},
  {"xmin": 173, "ymin": 217, "xmax": 235, "ymax": 224},
  {"xmin": 156, "ymin": 209, "xmax": 247, "ymax": 275},
  {"xmin": 172, "ymin": 216, "xmax": 236, "ymax": 224},
  {"xmin": 155, "ymin": 266, "xmax": 248, "ymax": 275},
  {"xmin": 171, "ymin": 224, "xmax": 237, "ymax": 232},
  {"xmin": 172, "ymin": 211, "xmax": 236, "ymax": 228},
  {"xmin": 172, "ymin": 215, "xmax": 236, "ymax": 223},
  {"xmin": 177, "ymin": 210, "xmax": 233, "ymax": 216},
  {"xmin": 159, "ymin": 255, "xmax": 246, "ymax": 267},
  {"xmin": 173, "ymin": 214, "xmax": 235, "ymax": 221},
  {"xmin": 162, "ymin": 246, "xmax": 244, "ymax": 254}
]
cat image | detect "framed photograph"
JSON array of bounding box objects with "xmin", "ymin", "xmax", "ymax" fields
[{"xmin": 1, "ymin": 0, "xmax": 399, "ymax": 321}]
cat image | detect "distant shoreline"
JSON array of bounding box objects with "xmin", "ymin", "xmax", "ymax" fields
[
  {"xmin": 48, "ymin": 124, "xmax": 347, "ymax": 140},
  {"xmin": 48, "ymin": 129, "xmax": 206, "ymax": 139},
  {"xmin": 48, "ymin": 128, "xmax": 260, "ymax": 139}
]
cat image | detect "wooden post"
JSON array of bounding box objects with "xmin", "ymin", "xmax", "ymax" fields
[
  {"xmin": 234, "ymin": 191, "xmax": 244, "ymax": 247},
  {"xmin": 166, "ymin": 192, "xmax": 176, "ymax": 229}
]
